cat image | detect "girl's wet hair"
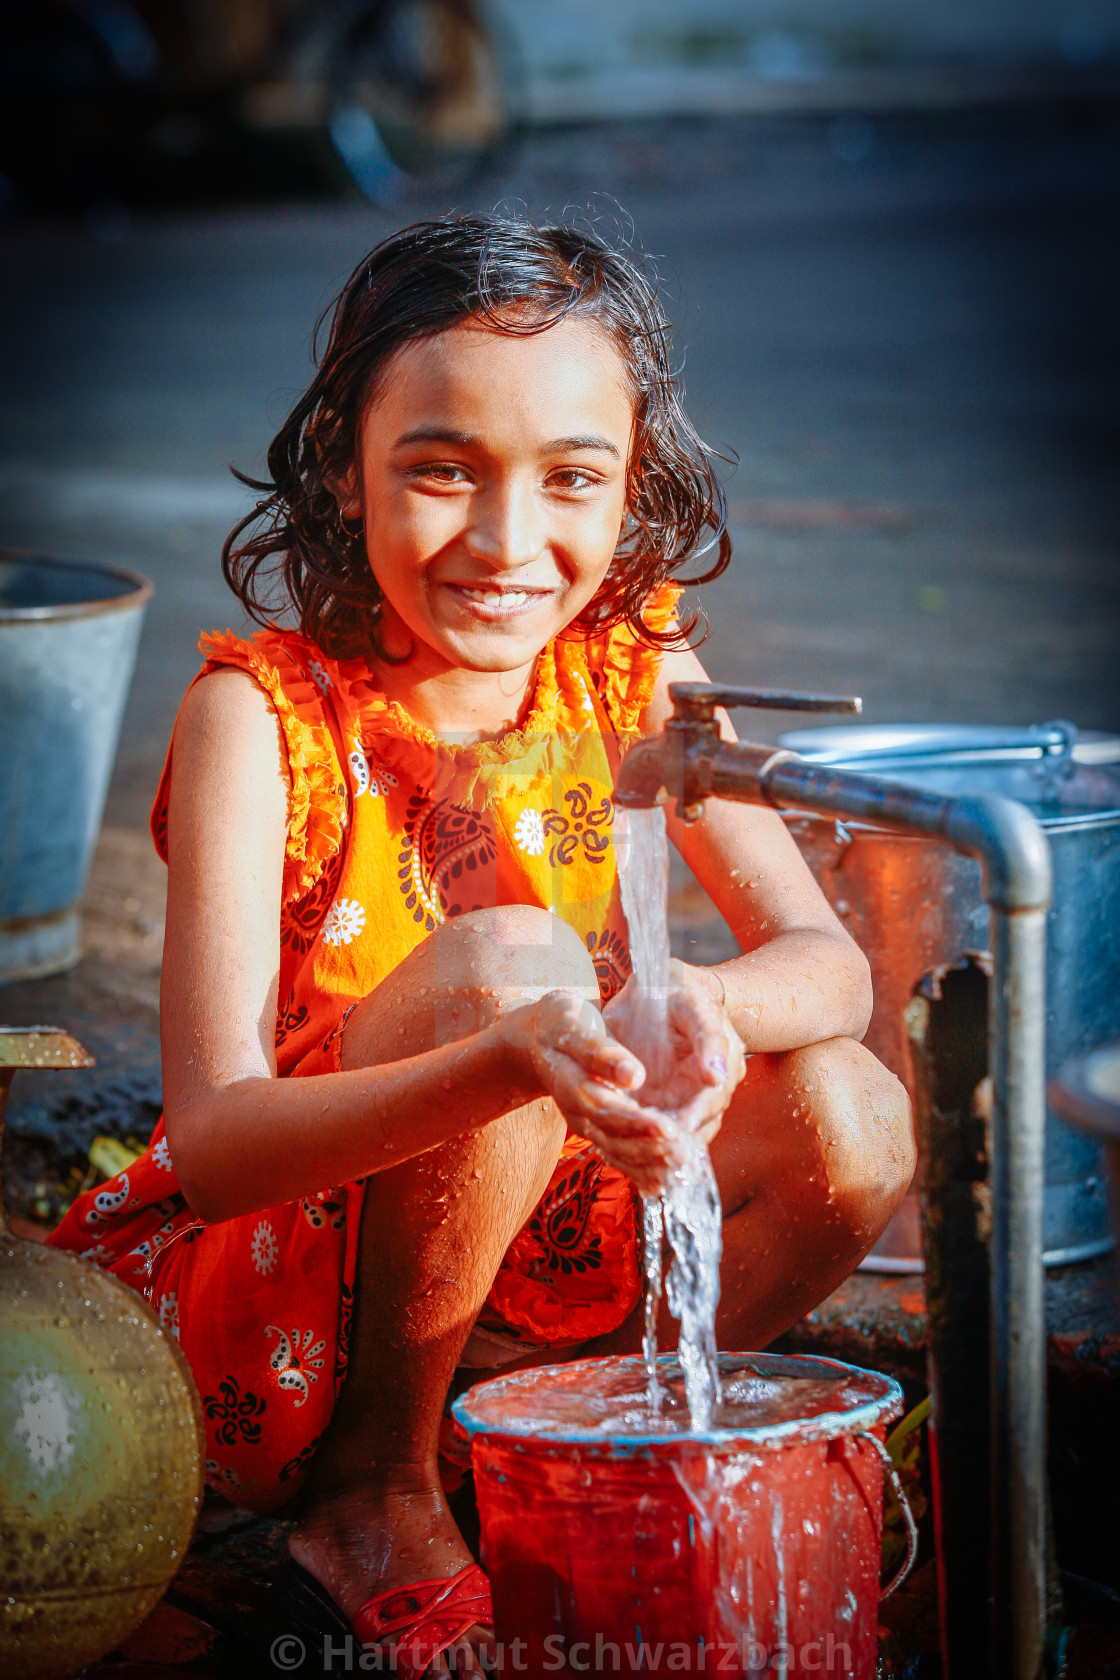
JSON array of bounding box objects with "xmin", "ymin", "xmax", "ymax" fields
[{"xmin": 223, "ymin": 214, "xmax": 731, "ymax": 659}]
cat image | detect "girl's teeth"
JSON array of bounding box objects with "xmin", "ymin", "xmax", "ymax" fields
[{"xmin": 461, "ymin": 588, "xmax": 531, "ymax": 608}]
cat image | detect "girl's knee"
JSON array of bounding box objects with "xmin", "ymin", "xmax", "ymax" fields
[
  {"xmin": 437, "ymin": 904, "xmax": 599, "ymax": 1004},
  {"xmin": 344, "ymin": 904, "xmax": 600, "ymax": 1065},
  {"xmin": 790, "ymin": 1038, "xmax": 915, "ymax": 1227}
]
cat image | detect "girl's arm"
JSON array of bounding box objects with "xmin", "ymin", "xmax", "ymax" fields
[
  {"xmin": 161, "ymin": 671, "xmax": 695, "ymax": 1225},
  {"xmin": 642, "ymin": 645, "xmax": 874, "ymax": 1053}
]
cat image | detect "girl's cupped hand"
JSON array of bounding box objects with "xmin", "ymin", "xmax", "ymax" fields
[
  {"xmin": 499, "ymin": 982, "xmax": 745, "ymax": 1196},
  {"xmin": 604, "ymin": 972, "xmax": 747, "ymax": 1150}
]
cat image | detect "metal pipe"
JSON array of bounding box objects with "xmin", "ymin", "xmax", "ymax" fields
[
  {"xmin": 616, "ymin": 716, "xmax": 1052, "ymax": 1678},
  {"xmin": 989, "ymin": 905, "xmax": 1048, "ymax": 1680}
]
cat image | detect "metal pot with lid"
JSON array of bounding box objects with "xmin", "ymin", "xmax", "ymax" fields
[{"xmin": 777, "ymin": 720, "xmax": 1120, "ymax": 1271}]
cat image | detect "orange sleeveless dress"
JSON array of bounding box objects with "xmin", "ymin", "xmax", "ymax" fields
[{"xmin": 48, "ymin": 589, "xmax": 677, "ymax": 1512}]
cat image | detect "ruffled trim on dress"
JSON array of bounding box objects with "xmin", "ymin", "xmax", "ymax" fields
[
  {"xmin": 152, "ymin": 584, "xmax": 680, "ymax": 883},
  {"xmin": 332, "ymin": 637, "xmax": 571, "ymax": 812},
  {"xmin": 198, "ymin": 629, "xmax": 347, "ymax": 907},
  {"xmin": 328, "ymin": 583, "xmax": 682, "ymax": 812},
  {"xmin": 583, "ymin": 581, "xmax": 683, "ymax": 736}
]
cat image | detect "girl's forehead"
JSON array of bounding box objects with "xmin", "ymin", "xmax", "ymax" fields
[{"xmin": 371, "ymin": 314, "xmax": 635, "ymax": 426}]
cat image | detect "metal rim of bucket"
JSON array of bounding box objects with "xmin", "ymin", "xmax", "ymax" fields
[
  {"xmin": 1050, "ymin": 1044, "xmax": 1120, "ymax": 1143},
  {"xmin": 452, "ymin": 1352, "xmax": 904, "ymax": 1455},
  {"xmin": 827, "ymin": 808, "xmax": 1120, "ymax": 835},
  {"xmin": 0, "ymin": 549, "xmax": 153, "ymax": 622},
  {"xmin": 777, "ymin": 721, "xmax": 1120, "ymax": 768}
]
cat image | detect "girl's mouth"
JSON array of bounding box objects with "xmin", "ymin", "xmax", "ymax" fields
[{"xmin": 445, "ymin": 583, "xmax": 554, "ymax": 620}]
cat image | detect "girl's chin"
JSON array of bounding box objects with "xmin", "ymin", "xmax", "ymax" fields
[
  {"xmin": 433, "ymin": 604, "xmax": 565, "ymax": 664},
  {"xmin": 374, "ymin": 603, "xmax": 555, "ymax": 666},
  {"xmin": 441, "ymin": 589, "xmax": 564, "ymax": 631},
  {"xmin": 373, "ymin": 618, "xmax": 554, "ymax": 674},
  {"xmin": 443, "ymin": 626, "xmax": 554, "ymax": 671}
]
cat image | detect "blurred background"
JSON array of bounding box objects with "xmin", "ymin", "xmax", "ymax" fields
[
  {"xmin": 2, "ymin": 12, "xmax": 1118, "ymax": 1651},
  {"xmin": 2, "ymin": 0, "xmax": 1118, "ymax": 832},
  {"xmin": 1, "ymin": 0, "xmax": 1118, "ymax": 1108}
]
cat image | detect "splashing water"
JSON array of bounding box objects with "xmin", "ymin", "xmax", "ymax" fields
[
  {"xmin": 664, "ymin": 1140, "xmax": 723, "ymax": 1430},
  {"xmin": 616, "ymin": 805, "xmax": 723, "ymax": 1430},
  {"xmin": 641, "ymin": 1196, "xmax": 664, "ymax": 1411}
]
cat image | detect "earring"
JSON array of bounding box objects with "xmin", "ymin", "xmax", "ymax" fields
[{"xmin": 335, "ymin": 505, "xmax": 364, "ymax": 541}]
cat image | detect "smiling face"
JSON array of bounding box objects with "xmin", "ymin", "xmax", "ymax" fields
[{"xmin": 343, "ymin": 314, "xmax": 636, "ymax": 678}]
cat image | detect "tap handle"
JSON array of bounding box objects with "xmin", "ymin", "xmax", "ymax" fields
[{"xmin": 668, "ymin": 682, "xmax": 862, "ymax": 722}]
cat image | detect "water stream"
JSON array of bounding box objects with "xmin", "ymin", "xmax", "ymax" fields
[{"xmin": 616, "ymin": 805, "xmax": 723, "ymax": 1430}]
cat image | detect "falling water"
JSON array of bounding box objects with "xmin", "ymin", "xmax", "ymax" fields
[
  {"xmin": 663, "ymin": 1135, "xmax": 723, "ymax": 1431},
  {"xmin": 641, "ymin": 1196, "xmax": 664, "ymax": 1411},
  {"xmin": 616, "ymin": 805, "xmax": 723, "ymax": 1430}
]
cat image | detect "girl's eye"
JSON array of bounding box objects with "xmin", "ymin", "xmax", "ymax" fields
[
  {"xmin": 549, "ymin": 468, "xmax": 598, "ymax": 492},
  {"xmin": 410, "ymin": 462, "xmax": 470, "ymax": 484}
]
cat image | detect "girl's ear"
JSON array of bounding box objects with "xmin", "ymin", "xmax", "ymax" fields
[
  {"xmin": 305, "ymin": 408, "xmax": 363, "ymax": 518},
  {"xmin": 332, "ymin": 466, "xmax": 362, "ymax": 522}
]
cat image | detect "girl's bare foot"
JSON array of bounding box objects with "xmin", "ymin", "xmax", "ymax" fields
[{"xmin": 289, "ymin": 1473, "xmax": 494, "ymax": 1674}]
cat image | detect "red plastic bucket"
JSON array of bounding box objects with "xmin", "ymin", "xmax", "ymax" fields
[{"xmin": 452, "ymin": 1352, "xmax": 904, "ymax": 1678}]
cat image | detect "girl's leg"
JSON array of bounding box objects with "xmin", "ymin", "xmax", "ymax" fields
[
  {"xmin": 289, "ymin": 906, "xmax": 597, "ymax": 1626},
  {"xmin": 590, "ymin": 1036, "xmax": 915, "ymax": 1356},
  {"xmin": 708, "ymin": 1037, "xmax": 914, "ymax": 1349}
]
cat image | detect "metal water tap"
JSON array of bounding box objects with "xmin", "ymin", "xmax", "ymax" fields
[{"xmin": 614, "ymin": 683, "xmax": 862, "ymax": 822}]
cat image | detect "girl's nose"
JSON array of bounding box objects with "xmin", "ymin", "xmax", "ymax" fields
[{"xmin": 463, "ymin": 480, "xmax": 544, "ymax": 571}]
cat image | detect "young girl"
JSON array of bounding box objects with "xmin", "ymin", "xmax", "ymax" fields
[{"xmin": 50, "ymin": 216, "xmax": 913, "ymax": 1676}]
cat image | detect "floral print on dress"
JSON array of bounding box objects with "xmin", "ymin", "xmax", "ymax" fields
[
  {"xmin": 281, "ymin": 850, "xmax": 344, "ymax": 954},
  {"xmin": 348, "ymin": 738, "xmax": 399, "ymax": 800},
  {"xmin": 513, "ymin": 808, "xmax": 546, "ymax": 856},
  {"xmin": 301, "ymin": 1192, "xmax": 345, "ymax": 1232},
  {"xmin": 251, "ymin": 1220, "xmax": 279, "ymax": 1275},
  {"xmin": 527, "ymin": 1154, "xmax": 606, "ymax": 1275},
  {"xmin": 321, "ymin": 896, "xmax": 366, "ymax": 946},
  {"xmin": 398, "ymin": 793, "xmax": 497, "ymax": 928},
  {"xmin": 152, "ymin": 1137, "xmax": 173, "ymax": 1172},
  {"xmin": 159, "ymin": 1290, "xmax": 181, "ymax": 1339},
  {"xmin": 205, "ymin": 1460, "xmax": 243, "ymax": 1496},
  {"xmin": 542, "ymin": 782, "xmax": 613, "ymax": 867},
  {"xmin": 266, "ymin": 1326, "xmax": 327, "ymax": 1407},
  {"xmin": 50, "ymin": 591, "xmax": 684, "ymax": 1511},
  {"xmin": 335, "ymin": 1282, "xmax": 354, "ymax": 1390},
  {"xmin": 203, "ymin": 1376, "xmax": 267, "ymax": 1446},
  {"xmin": 586, "ymin": 927, "xmax": 632, "ymax": 1003},
  {"xmin": 275, "ymin": 996, "xmax": 310, "ymax": 1048},
  {"xmin": 91, "ymin": 1173, "xmax": 132, "ymax": 1220},
  {"xmin": 306, "ymin": 658, "xmax": 333, "ymax": 696},
  {"xmin": 279, "ymin": 1434, "xmax": 322, "ymax": 1483},
  {"xmin": 126, "ymin": 1214, "xmax": 180, "ymax": 1277}
]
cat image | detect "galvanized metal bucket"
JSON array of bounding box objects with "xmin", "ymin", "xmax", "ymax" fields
[
  {"xmin": 1051, "ymin": 1042, "xmax": 1120, "ymax": 1256},
  {"xmin": 0, "ymin": 552, "xmax": 152, "ymax": 983},
  {"xmin": 778, "ymin": 723, "xmax": 1120, "ymax": 1270}
]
